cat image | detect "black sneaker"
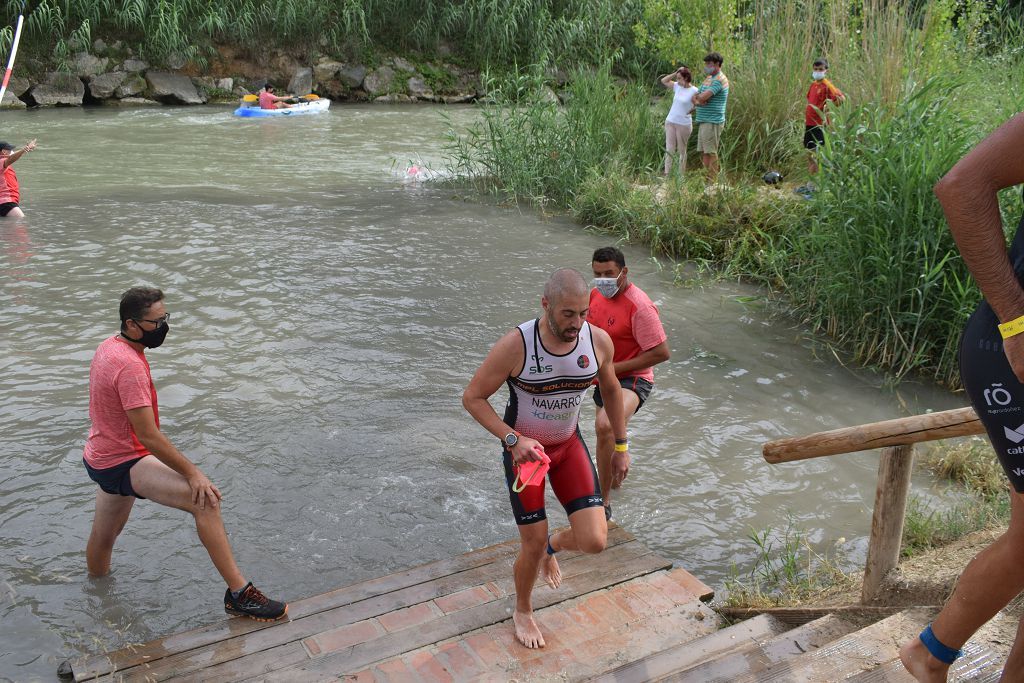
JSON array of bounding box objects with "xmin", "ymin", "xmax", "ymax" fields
[{"xmin": 224, "ymin": 582, "xmax": 288, "ymax": 622}]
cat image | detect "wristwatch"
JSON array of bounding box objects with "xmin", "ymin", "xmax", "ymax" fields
[{"xmin": 503, "ymin": 432, "xmax": 519, "ymax": 448}]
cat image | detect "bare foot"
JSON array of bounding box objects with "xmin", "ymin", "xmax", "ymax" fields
[
  {"xmin": 512, "ymin": 610, "xmax": 545, "ymax": 649},
  {"xmin": 899, "ymin": 638, "xmax": 950, "ymax": 682},
  {"xmin": 541, "ymin": 552, "xmax": 562, "ymax": 589}
]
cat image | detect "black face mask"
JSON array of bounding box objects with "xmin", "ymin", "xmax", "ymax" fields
[{"xmin": 122, "ymin": 322, "xmax": 169, "ymax": 349}]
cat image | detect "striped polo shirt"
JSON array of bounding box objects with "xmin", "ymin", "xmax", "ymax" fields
[{"xmin": 694, "ymin": 71, "xmax": 729, "ymax": 124}]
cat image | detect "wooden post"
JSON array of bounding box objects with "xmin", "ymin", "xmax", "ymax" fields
[{"xmin": 861, "ymin": 444, "xmax": 914, "ymax": 603}]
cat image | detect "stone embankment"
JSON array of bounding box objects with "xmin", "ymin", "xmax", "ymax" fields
[{"xmin": 0, "ymin": 42, "xmax": 500, "ymax": 109}]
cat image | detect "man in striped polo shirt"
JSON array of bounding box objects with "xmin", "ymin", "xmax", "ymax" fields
[
  {"xmin": 692, "ymin": 52, "xmax": 730, "ymax": 183},
  {"xmin": 588, "ymin": 247, "xmax": 670, "ymax": 520}
]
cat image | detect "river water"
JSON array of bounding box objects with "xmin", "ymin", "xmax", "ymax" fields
[{"xmin": 0, "ymin": 105, "xmax": 963, "ymax": 681}]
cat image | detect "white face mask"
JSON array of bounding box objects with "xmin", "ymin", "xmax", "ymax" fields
[
  {"xmin": 593, "ymin": 277, "xmax": 620, "ymax": 299},
  {"xmin": 812, "ymin": 71, "xmax": 826, "ymax": 80}
]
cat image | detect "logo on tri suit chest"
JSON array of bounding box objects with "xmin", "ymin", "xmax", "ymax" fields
[
  {"xmin": 528, "ymin": 354, "xmax": 553, "ymax": 374},
  {"xmin": 984, "ymin": 383, "xmax": 1020, "ymax": 415},
  {"xmin": 577, "ymin": 354, "xmax": 590, "ymax": 369},
  {"xmin": 1004, "ymin": 423, "xmax": 1024, "ymax": 444}
]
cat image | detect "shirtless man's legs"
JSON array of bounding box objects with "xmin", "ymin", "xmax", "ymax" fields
[{"xmin": 513, "ymin": 506, "xmax": 607, "ymax": 649}]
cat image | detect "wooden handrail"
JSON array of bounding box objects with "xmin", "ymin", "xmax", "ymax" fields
[
  {"xmin": 762, "ymin": 405, "xmax": 988, "ymax": 603},
  {"xmin": 762, "ymin": 406, "xmax": 983, "ymax": 464}
]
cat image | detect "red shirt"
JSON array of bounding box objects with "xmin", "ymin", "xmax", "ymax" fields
[
  {"xmin": 805, "ymin": 79, "xmax": 843, "ymax": 127},
  {"xmin": 0, "ymin": 165, "xmax": 20, "ymax": 203},
  {"xmin": 83, "ymin": 336, "xmax": 159, "ymax": 469},
  {"xmin": 258, "ymin": 91, "xmax": 276, "ymax": 109},
  {"xmin": 587, "ymin": 283, "xmax": 667, "ymax": 383}
]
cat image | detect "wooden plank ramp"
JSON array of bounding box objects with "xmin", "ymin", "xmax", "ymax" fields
[{"xmin": 68, "ymin": 524, "xmax": 718, "ymax": 682}]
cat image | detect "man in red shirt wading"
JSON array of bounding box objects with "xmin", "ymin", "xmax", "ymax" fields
[
  {"xmin": 587, "ymin": 247, "xmax": 670, "ymax": 520},
  {"xmin": 82, "ymin": 287, "xmax": 287, "ymax": 621},
  {"xmin": 0, "ymin": 139, "xmax": 36, "ymax": 218}
]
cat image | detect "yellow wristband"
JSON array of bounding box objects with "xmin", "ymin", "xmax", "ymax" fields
[
  {"xmin": 999, "ymin": 315, "xmax": 1024, "ymax": 339},
  {"xmin": 614, "ymin": 443, "xmax": 629, "ymax": 452}
]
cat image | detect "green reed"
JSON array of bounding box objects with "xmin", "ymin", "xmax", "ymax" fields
[
  {"xmin": 445, "ymin": 63, "xmax": 661, "ymax": 205},
  {"xmin": 0, "ymin": 0, "xmax": 649, "ymax": 73}
]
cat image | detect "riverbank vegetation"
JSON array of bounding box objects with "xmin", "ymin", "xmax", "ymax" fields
[
  {"xmin": 0, "ymin": 0, "xmax": 647, "ymax": 74},
  {"xmin": 445, "ymin": 0, "xmax": 1024, "ymax": 387},
  {"xmin": 721, "ymin": 438, "xmax": 1011, "ymax": 607}
]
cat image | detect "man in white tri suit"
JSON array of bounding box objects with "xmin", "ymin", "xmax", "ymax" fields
[{"xmin": 463, "ymin": 268, "xmax": 630, "ymax": 649}]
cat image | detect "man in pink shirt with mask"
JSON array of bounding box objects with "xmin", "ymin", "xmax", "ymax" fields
[
  {"xmin": 83, "ymin": 286, "xmax": 287, "ymax": 621},
  {"xmin": 588, "ymin": 247, "xmax": 670, "ymax": 520}
]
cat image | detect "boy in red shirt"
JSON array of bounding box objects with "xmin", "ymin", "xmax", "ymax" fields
[
  {"xmin": 803, "ymin": 58, "xmax": 845, "ymax": 181},
  {"xmin": 0, "ymin": 139, "xmax": 36, "ymax": 218}
]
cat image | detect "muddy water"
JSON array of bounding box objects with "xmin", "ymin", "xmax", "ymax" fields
[{"xmin": 0, "ymin": 104, "xmax": 962, "ymax": 680}]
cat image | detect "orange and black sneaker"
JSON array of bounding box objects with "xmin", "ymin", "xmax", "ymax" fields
[{"xmin": 224, "ymin": 582, "xmax": 288, "ymax": 622}]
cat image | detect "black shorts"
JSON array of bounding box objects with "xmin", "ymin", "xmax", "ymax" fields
[
  {"xmin": 84, "ymin": 457, "xmax": 147, "ymax": 498},
  {"xmin": 593, "ymin": 377, "xmax": 654, "ymax": 413},
  {"xmin": 0, "ymin": 202, "xmax": 19, "ymax": 216},
  {"xmin": 803, "ymin": 125, "xmax": 825, "ymax": 149}
]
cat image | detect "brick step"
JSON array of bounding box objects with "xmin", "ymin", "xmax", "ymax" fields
[
  {"xmin": 659, "ymin": 613, "xmax": 860, "ymax": 682},
  {"xmin": 344, "ymin": 567, "xmax": 720, "ymax": 682}
]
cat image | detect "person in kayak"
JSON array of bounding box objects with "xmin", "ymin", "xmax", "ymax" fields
[{"xmin": 258, "ymin": 83, "xmax": 293, "ymax": 110}]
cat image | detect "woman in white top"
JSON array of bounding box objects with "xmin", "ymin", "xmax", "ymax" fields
[{"xmin": 659, "ymin": 66, "xmax": 699, "ymax": 176}]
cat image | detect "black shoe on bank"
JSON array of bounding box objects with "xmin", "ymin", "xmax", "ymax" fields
[{"xmin": 224, "ymin": 582, "xmax": 288, "ymax": 622}]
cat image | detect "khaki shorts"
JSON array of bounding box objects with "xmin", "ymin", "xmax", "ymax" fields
[{"xmin": 697, "ymin": 122, "xmax": 723, "ymax": 154}]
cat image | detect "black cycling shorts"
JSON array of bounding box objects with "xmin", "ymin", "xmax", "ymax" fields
[{"xmin": 961, "ymin": 195, "xmax": 1024, "ymax": 491}]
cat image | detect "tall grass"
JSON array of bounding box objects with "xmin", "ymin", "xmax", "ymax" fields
[
  {"xmin": 722, "ymin": 519, "xmax": 855, "ymax": 608},
  {"xmin": 0, "ymin": 0, "xmax": 649, "ymax": 73},
  {"xmin": 445, "ymin": 63, "xmax": 661, "ymax": 205},
  {"xmin": 776, "ymin": 80, "xmax": 977, "ymax": 383}
]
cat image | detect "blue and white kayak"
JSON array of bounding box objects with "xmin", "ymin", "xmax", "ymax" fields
[{"xmin": 233, "ymin": 98, "xmax": 330, "ymax": 117}]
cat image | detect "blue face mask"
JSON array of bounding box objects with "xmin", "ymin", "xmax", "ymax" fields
[
  {"xmin": 593, "ymin": 277, "xmax": 621, "ymax": 299},
  {"xmin": 812, "ymin": 71, "xmax": 826, "ymax": 80},
  {"xmin": 704, "ymin": 66, "xmax": 715, "ymax": 75}
]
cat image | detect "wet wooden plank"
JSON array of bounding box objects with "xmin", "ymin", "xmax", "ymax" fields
[
  {"xmin": 70, "ymin": 532, "xmax": 538, "ymax": 680},
  {"xmin": 716, "ymin": 605, "xmax": 911, "ymax": 626},
  {"xmin": 273, "ymin": 544, "xmax": 672, "ymax": 680},
  {"xmin": 730, "ymin": 608, "xmax": 936, "ymax": 682},
  {"xmin": 74, "ymin": 526, "xmax": 638, "ymax": 681},
  {"xmin": 665, "ymin": 614, "xmax": 858, "ymax": 682},
  {"xmin": 163, "ymin": 540, "xmax": 655, "ymax": 683},
  {"xmin": 112, "ymin": 535, "xmax": 646, "ymax": 682},
  {"xmin": 590, "ymin": 613, "xmax": 790, "ymax": 683}
]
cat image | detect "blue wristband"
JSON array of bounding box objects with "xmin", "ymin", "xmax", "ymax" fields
[
  {"xmin": 919, "ymin": 624, "xmax": 962, "ymax": 664},
  {"xmin": 546, "ymin": 534, "xmax": 556, "ymax": 556}
]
